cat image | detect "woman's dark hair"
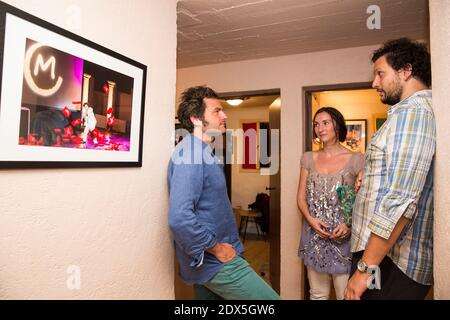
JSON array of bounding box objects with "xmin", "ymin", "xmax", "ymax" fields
[
  {"xmin": 371, "ymin": 38, "xmax": 431, "ymax": 87},
  {"xmin": 177, "ymin": 86, "xmax": 219, "ymax": 133},
  {"xmin": 313, "ymin": 107, "xmax": 347, "ymax": 143}
]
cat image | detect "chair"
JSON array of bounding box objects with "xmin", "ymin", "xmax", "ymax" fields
[
  {"xmin": 248, "ymin": 193, "xmax": 270, "ymax": 236},
  {"xmin": 233, "ymin": 207, "xmax": 266, "ymax": 243}
]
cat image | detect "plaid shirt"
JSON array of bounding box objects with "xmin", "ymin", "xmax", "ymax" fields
[{"xmin": 351, "ymin": 90, "xmax": 435, "ymax": 285}]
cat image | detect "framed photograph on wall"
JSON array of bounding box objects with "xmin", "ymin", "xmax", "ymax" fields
[
  {"xmin": 372, "ymin": 113, "xmax": 387, "ymax": 132},
  {"xmin": 239, "ymin": 120, "xmax": 272, "ymax": 171},
  {"xmin": 0, "ymin": 2, "xmax": 147, "ymax": 168},
  {"xmin": 343, "ymin": 119, "xmax": 367, "ymax": 154},
  {"xmin": 241, "ymin": 122, "xmax": 258, "ymax": 170}
]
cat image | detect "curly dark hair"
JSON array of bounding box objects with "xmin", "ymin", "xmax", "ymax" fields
[
  {"xmin": 313, "ymin": 107, "xmax": 347, "ymax": 143},
  {"xmin": 371, "ymin": 38, "xmax": 431, "ymax": 87},
  {"xmin": 177, "ymin": 86, "xmax": 219, "ymax": 133}
]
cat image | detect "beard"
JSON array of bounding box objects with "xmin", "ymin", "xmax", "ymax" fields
[
  {"xmin": 381, "ymin": 88, "xmax": 402, "ymax": 105},
  {"xmin": 379, "ymin": 77, "xmax": 403, "ymax": 105}
]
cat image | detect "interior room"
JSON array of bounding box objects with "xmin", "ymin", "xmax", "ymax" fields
[
  {"xmin": 174, "ymin": 93, "xmax": 279, "ymax": 299},
  {"xmin": 224, "ymin": 93, "xmax": 279, "ymax": 283},
  {"xmin": 310, "ymin": 89, "xmax": 388, "ymax": 152},
  {"xmin": 0, "ymin": 0, "xmax": 449, "ymax": 300}
]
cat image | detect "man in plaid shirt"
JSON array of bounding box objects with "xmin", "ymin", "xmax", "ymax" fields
[{"xmin": 345, "ymin": 38, "xmax": 435, "ymax": 300}]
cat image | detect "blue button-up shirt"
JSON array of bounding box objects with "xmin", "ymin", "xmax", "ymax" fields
[{"xmin": 168, "ymin": 134, "xmax": 244, "ymax": 285}]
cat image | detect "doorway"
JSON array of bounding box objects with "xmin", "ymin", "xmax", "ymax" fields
[
  {"xmin": 302, "ymin": 82, "xmax": 388, "ymax": 299},
  {"xmin": 173, "ymin": 88, "xmax": 281, "ymax": 299},
  {"xmin": 219, "ymin": 89, "xmax": 281, "ymax": 294}
]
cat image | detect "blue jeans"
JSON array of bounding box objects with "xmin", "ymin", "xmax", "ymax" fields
[{"xmin": 194, "ymin": 256, "xmax": 280, "ymax": 300}]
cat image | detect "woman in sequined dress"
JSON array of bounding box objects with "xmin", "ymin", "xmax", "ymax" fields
[{"xmin": 297, "ymin": 107, "xmax": 364, "ymax": 300}]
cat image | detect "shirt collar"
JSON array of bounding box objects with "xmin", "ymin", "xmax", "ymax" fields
[{"xmin": 387, "ymin": 89, "xmax": 431, "ymax": 116}]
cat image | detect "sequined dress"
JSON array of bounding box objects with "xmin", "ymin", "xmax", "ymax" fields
[{"xmin": 298, "ymin": 151, "xmax": 364, "ymax": 274}]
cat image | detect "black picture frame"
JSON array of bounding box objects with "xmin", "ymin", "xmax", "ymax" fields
[
  {"xmin": 344, "ymin": 119, "xmax": 367, "ymax": 154},
  {"xmin": 0, "ymin": 2, "xmax": 147, "ymax": 168}
]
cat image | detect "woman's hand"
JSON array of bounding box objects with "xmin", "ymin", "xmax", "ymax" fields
[
  {"xmin": 354, "ymin": 171, "xmax": 363, "ymax": 192},
  {"xmin": 307, "ymin": 217, "xmax": 331, "ymax": 239},
  {"xmin": 330, "ymin": 223, "xmax": 350, "ymax": 240}
]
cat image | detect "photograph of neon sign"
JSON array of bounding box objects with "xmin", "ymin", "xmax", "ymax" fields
[
  {"xmin": 20, "ymin": 38, "xmax": 134, "ymax": 152},
  {"xmin": 0, "ymin": 2, "xmax": 146, "ymax": 168}
]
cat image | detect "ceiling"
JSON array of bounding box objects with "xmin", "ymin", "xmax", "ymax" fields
[{"xmin": 177, "ymin": 0, "xmax": 429, "ymax": 68}]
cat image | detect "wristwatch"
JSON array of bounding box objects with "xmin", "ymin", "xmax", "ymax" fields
[{"xmin": 357, "ymin": 259, "xmax": 369, "ymax": 273}]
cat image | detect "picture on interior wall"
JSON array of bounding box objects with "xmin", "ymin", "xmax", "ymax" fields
[
  {"xmin": 0, "ymin": 2, "xmax": 147, "ymax": 168},
  {"xmin": 241, "ymin": 122, "xmax": 258, "ymax": 170},
  {"xmin": 343, "ymin": 119, "xmax": 367, "ymax": 154},
  {"xmin": 373, "ymin": 113, "xmax": 387, "ymax": 132}
]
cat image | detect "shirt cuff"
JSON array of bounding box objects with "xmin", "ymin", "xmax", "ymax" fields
[
  {"xmin": 368, "ymin": 213, "xmax": 396, "ymax": 240},
  {"xmin": 368, "ymin": 200, "xmax": 417, "ymax": 240},
  {"xmin": 190, "ymin": 238, "xmax": 217, "ymax": 268},
  {"xmin": 190, "ymin": 252, "xmax": 204, "ymax": 268},
  {"xmin": 191, "ymin": 252, "xmax": 205, "ymax": 268}
]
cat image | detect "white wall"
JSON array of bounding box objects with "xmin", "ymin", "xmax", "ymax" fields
[
  {"xmin": 223, "ymin": 105, "xmax": 270, "ymax": 210},
  {"xmin": 0, "ymin": 0, "xmax": 177, "ymax": 299},
  {"xmin": 177, "ymin": 44, "xmax": 375, "ymax": 299},
  {"xmin": 430, "ymin": 0, "xmax": 450, "ymax": 300}
]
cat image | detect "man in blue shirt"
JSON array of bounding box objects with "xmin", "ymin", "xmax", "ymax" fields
[{"xmin": 168, "ymin": 86, "xmax": 280, "ymax": 300}]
